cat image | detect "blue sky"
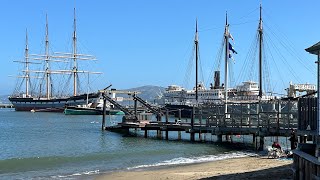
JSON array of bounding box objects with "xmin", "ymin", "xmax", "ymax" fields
[{"xmin": 0, "ymin": 0, "xmax": 319, "ymax": 95}]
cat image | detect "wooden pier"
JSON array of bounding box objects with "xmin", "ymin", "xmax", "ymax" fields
[
  {"xmin": 103, "ymin": 96, "xmax": 298, "ymax": 150},
  {"xmin": 0, "ymin": 103, "xmax": 14, "ymax": 108}
]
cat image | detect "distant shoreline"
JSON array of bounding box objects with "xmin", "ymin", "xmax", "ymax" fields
[{"xmin": 95, "ymin": 156, "xmax": 292, "ymax": 180}]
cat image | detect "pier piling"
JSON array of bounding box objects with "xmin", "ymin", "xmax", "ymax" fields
[
  {"xmin": 259, "ymin": 136, "xmax": 264, "ymax": 151},
  {"xmin": 253, "ymin": 134, "xmax": 256, "ymax": 150},
  {"xmin": 217, "ymin": 134, "xmax": 223, "ymax": 143},
  {"xmin": 190, "ymin": 107, "xmax": 195, "ymax": 142},
  {"xmin": 178, "ymin": 131, "xmax": 181, "ymax": 140},
  {"xmin": 102, "ymin": 93, "xmax": 107, "ymax": 131},
  {"xmin": 144, "ymin": 129, "xmax": 148, "ymax": 138},
  {"xmin": 178, "ymin": 109, "xmax": 182, "ymax": 140},
  {"xmin": 165, "ymin": 109, "xmax": 169, "ymax": 140}
]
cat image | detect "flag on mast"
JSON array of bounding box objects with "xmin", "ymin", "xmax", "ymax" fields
[
  {"xmin": 228, "ymin": 33, "xmax": 234, "ymax": 42},
  {"xmin": 229, "ymin": 42, "xmax": 237, "ymax": 54}
]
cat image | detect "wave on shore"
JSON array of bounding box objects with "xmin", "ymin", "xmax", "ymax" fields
[{"xmin": 127, "ymin": 151, "xmax": 258, "ymax": 170}]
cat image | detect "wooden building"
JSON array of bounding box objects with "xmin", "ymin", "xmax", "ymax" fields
[{"xmin": 292, "ymin": 42, "xmax": 320, "ymax": 179}]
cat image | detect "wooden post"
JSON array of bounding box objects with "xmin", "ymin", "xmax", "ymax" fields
[
  {"xmin": 240, "ymin": 103, "xmax": 243, "ymax": 128},
  {"xmin": 226, "ymin": 134, "xmax": 230, "ymax": 142},
  {"xmin": 199, "ymin": 108, "xmax": 202, "ymax": 125},
  {"xmin": 259, "ymin": 136, "xmax": 264, "ymax": 151},
  {"xmin": 134, "ymin": 94, "xmax": 137, "ymax": 117},
  {"xmin": 165, "ymin": 109, "xmax": 169, "ymax": 140},
  {"xmin": 217, "ymin": 134, "xmax": 223, "ymax": 143},
  {"xmin": 257, "ymin": 102, "xmax": 260, "ymax": 128},
  {"xmin": 190, "ymin": 107, "xmax": 195, "ymax": 142},
  {"xmin": 287, "ymin": 100, "xmax": 291, "ymax": 129},
  {"xmin": 199, "ymin": 108, "xmax": 202, "ymax": 141},
  {"xmin": 102, "ymin": 93, "xmax": 107, "ymax": 131},
  {"xmin": 247, "ymin": 103, "xmax": 250, "ymax": 127},
  {"xmin": 144, "ymin": 129, "xmax": 148, "ymax": 138},
  {"xmin": 253, "ymin": 133, "xmax": 256, "ymax": 150},
  {"xmin": 178, "ymin": 109, "xmax": 182, "ymax": 140},
  {"xmin": 157, "ymin": 114, "xmax": 162, "ymax": 139},
  {"xmin": 277, "ymin": 100, "xmax": 280, "ymax": 133},
  {"xmin": 178, "ymin": 131, "xmax": 181, "ymax": 140}
]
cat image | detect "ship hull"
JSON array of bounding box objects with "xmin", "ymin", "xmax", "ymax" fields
[
  {"xmin": 9, "ymin": 93, "xmax": 99, "ymax": 112},
  {"xmin": 164, "ymin": 104, "xmax": 193, "ymax": 118},
  {"xmin": 64, "ymin": 106, "xmax": 125, "ymax": 115},
  {"xmin": 64, "ymin": 106, "xmax": 102, "ymax": 115}
]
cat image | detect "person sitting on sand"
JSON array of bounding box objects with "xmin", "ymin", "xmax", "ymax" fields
[{"xmin": 272, "ymin": 141, "xmax": 281, "ymax": 151}]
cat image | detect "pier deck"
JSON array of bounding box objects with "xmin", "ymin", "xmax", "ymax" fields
[
  {"xmin": 107, "ymin": 121, "xmax": 296, "ymax": 137},
  {"xmin": 102, "ymin": 93, "xmax": 298, "ymax": 150},
  {"xmin": 0, "ymin": 104, "xmax": 14, "ymax": 108}
]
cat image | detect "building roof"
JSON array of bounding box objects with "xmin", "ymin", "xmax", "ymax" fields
[{"xmin": 305, "ymin": 41, "xmax": 320, "ymax": 55}]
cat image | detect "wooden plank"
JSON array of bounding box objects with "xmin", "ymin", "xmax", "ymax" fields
[
  {"xmin": 305, "ymin": 160, "xmax": 310, "ymax": 180},
  {"xmin": 299, "ymin": 158, "xmax": 303, "ymax": 180}
]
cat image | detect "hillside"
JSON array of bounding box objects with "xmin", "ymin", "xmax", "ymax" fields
[
  {"xmin": 0, "ymin": 95, "xmax": 10, "ymax": 104},
  {"xmin": 125, "ymin": 85, "xmax": 165, "ymax": 102},
  {"xmin": 0, "ymin": 85, "xmax": 166, "ymax": 104}
]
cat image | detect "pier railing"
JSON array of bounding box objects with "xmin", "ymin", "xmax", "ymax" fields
[
  {"xmin": 0, "ymin": 103, "xmax": 14, "ymax": 108},
  {"xmin": 201, "ymin": 100, "xmax": 297, "ymax": 134}
]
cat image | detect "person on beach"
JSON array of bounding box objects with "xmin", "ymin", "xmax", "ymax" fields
[
  {"xmin": 272, "ymin": 141, "xmax": 281, "ymax": 151},
  {"xmin": 268, "ymin": 141, "xmax": 282, "ymax": 158},
  {"xmin": 289, "ymin": 129, "xmax": 298, "ymax": 150}
]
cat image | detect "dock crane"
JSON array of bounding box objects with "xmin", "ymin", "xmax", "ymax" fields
[
  {"xmin": 132, "ymin": 93, "xmax": 163, "ymax": 122},
  {"xmin": 99, "ymin": 88, "xmax": 164, "ymax": 130}
]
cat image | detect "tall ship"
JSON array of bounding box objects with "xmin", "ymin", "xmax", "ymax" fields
[
  {"xmin": 161, "ymin": 17, "xmax": 265, "ymax": 112},
  {"xmin": 160, "ymin": 4, "xmax": 316, "ymax": 116},
  {"xmin": 9, "ymin": 9, "xmax": 100, "ymax": 112}
]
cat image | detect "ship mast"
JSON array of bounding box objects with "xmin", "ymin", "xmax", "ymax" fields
[
  {"xmin": 72, "ymin": 8, "xmax": 78, "ymax": 96},
  {"xmin": 258, "ymin": 3, "xmax": 263, "ymax": 98},
  {"xmin": 195, "ymin": 19, "xmax": 199, "ymax": 103},
  {"xmin": 45, "ymin": 14, "xmax": 51, "ymax": 99},
  {"xmin": 25, "ymin": 29, "xmax": 30, "ymax": 96},
  {"xmin": 224, "ymin": 12, "xmax": 229, "ymax": 116},
  {"xmin": 52, "ymin": 8, "xmax": 101, "ymax": 96}
]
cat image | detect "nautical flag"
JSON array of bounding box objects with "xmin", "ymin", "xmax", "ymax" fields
[
  {"xmin": 228, "ymin": 41, "xmax": 236, "ymax": 63},
  {"xmin": 228, "ymin": 33, "xmax": 234, "ymax": 42},
  {"xmin": 229, "ymin": 42, "xmax": 237, "ymax": 54},
  {"xmin": 229, "ymin": 53, "xmax": 235, "ymax": 63}
]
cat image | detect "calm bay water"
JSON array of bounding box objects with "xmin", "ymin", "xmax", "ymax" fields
[{"xmin": 0, "ymin": 108, "xmax": 257, "ymax": 179}]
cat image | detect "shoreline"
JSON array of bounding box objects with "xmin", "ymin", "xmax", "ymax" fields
[{"xmin": 95, "ymin": 156, "xmax": 292, "ymax": 180}]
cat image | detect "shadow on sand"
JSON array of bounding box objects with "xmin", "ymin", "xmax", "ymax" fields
[{"xmin": 200, "ymin": 164, "xmax": 292, "ymax": 180}]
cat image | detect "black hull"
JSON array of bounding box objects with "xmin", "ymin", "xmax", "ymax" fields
[
  {"xmin": 164, "ymin": 104, "xmax": 193, "ymax": 118},
  {"xmin": 9, "ymin": 93, "xmax": 99, "ymax": 112}
]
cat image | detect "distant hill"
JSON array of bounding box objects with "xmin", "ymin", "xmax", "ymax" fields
[
  {"xmin": 0, "ymin": 95, "xmax": 10, "ymax": 104},
  {"xmin": 0, "ymin": 85, "xmax": 166, "ymax": 104},
  {"xmin": 125, "ymin": 85, "xmax": 165, "ymax": 102}
]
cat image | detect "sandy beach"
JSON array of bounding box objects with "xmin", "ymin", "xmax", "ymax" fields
[{"xmin": 95, "ymin": 156, "xmax": 293, "ymax": 180}]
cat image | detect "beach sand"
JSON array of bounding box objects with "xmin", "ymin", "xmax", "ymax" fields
[{"xmin": 95, "ymin": 156, "xmax": 293, "ymax": 180}]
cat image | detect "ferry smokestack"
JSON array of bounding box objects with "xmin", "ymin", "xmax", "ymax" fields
[{"xmin": 214, "ymin": 71, "xmax": 220, "ymax": 89}]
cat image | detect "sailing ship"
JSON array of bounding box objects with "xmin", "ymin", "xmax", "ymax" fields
[
  {"xmin": 8, "ymin": 9, "xmax": 100, "ymax": 112},
  {"xmin": 162, "ymin": 5, "xmax": 276, "ymax": 116}
]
